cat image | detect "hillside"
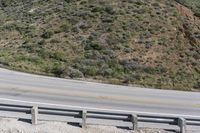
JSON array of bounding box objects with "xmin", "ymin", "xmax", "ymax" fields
[
  {"xmin": 0, "ymin": 0, "xmax": 199, "ymax": 91},
  {"xmin": 175, "ymin": 0, "xmax": 200, "ymax": 17}
]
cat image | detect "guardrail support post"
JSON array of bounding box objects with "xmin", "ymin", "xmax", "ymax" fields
[
  {"xmin": 178, "ymin": 117, "xmax": 186, "ymax": 133},
  {"xmin": 31, "ymin": 106, "xmax": 38, "ymax": 125},
  {"xmin": 82, "ymin": 110, "xmax": 87, "ymax": 129},
  {"xmin": 131, "ymin": 114, "xmax": 138, "ymax": 131}
]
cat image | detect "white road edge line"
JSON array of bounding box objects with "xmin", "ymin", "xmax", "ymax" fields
[{"xmin": 0, "ymin": 97, "xmax": 199, "ymax": 118}]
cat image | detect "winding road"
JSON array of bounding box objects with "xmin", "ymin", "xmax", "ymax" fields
[{"xmin": 0, "ymin": 68, "xmax": 200, "ymax": 117}]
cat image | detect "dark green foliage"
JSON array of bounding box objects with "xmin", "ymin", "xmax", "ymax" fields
[
  {"xmin": 49, "ymin": 62, "xmax": 66, "ymax": 77},
  {"xmin": 195, "ymin": 32, "xmax": 200, "ymax": 39},
  {"xmin": 41, "ymin": 31, "xmax": 54, "ymax": 39},
  {"xmin": 194, "ymin": 81, "xmax": 200, "ymax": 89},
  {"xmin": 85, "ymin": 41, "xmax": 104, "ymax": 51},
  {"xmin": 83, "ymin": 66, "xmax": 98, "ymax": 76}
]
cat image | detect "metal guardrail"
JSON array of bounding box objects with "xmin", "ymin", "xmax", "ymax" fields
[{"xmin": 0, "ymin": 103, "xmax": 199, "ymax": 133}]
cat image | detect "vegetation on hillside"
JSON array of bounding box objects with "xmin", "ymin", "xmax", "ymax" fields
[
  {"xmin": 0, "ymin": 0, "xmax": 200, "ymax": 91},
  {"xmin": 175, "ymin": 0, "xmax": 200, "ymax": 17}
]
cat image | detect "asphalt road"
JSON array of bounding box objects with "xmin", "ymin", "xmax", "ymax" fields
[{"xmin": 0, "ymin": 68, "xmax": 200, "ymax": 117}]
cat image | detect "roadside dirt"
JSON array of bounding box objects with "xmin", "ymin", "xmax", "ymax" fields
[{"xmin": 0, "ymin": 118, "xmax": 174, "ymax": 133}]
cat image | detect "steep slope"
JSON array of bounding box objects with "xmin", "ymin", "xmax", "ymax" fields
[
  {"xmin": 0, "ymin": 0, "xmax": 199, "ymax": 91},
  {"xmin": 175, "ymin": 0, "xmax": 200, "ymax": 17}
]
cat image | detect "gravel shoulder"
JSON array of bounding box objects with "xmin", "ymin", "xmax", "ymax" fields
[{"xmin": 0, "ymin": 118, "xmax": 174, "ymax": 133}]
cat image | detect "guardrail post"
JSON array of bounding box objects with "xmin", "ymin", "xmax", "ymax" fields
[
  {"xmin": 131, "ymin": 114, "xmax": 138, "ymax": 131},
  {"xmin": 31, "ymin": 106, "xmax": 38, "ymax": 125},
  {"xmin": 178, "ymin": 117, "xmax": 186, "ymax": 133},
  {"xmin": 82, "ymin": 110, "xmax": 87, "ymax": 129}
]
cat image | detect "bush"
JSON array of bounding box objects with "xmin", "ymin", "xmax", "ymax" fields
[
  {"xmin": 67, "ymin": 67, "xmax": 83, "ymax": 78},
  {"xmin": 142, "ymin": 66, "xmax": 167, "ymax": 75},
  {"xmin": 194, "ymin": 81, "xmax": 200, "ymax": 89},
  {"xmin": 91, "ymin": 6, "xmax": 104, "ymax": 13},
  {"xmin": 60, "ymin": 23, "xmax": 71, "ymax": 33},
  {"xmin": 51, "ymin": 52, "xmax": 65, "ymax": 61},
  {"xmin": 84, "ymin": 66, "xmax": 98, "ymax": 76},
  {"xmin": 105, "ymin": 6, "xmax": 115, "ymax": 15},
  {"xmin": 194, "ymin": 12, "xmax": 200, "ymax": 17},
  {"xmin": 195, "ymin": 32, "xmax": 200, "ymax": 39},
  {"xmin": 84, "ymin": 40, "xmax": 104, "ymax": 51},
  {"xmin": 41, "ymin": 30, "xmax": 54, "ymax": 39},
  {"xmin": 50, "ymin": 62, "xmax": 66, "ymax": 77}
]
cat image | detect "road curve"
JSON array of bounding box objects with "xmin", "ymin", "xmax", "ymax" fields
[{"xmin": 0, "ymin": 68, "xmax": 200, "ymax": 117}]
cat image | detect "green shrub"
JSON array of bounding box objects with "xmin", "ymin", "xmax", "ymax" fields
[
  {"xmin": 60, "ymin": 23, "xmax": 71, "ymax": 33},
  {"xmin": 84, "ymin": 40, "xmax": 104, "ymax": 51},
  {"xmin": 50, "ymin": 62, "xmax": 66, "ymax": 77},
  {"xmin": 84, "ymin": 66, "xmax": 98, "ymax": 76},
  {"xmin": 105, "ymin": 6, "xmax": 115, "ymax": 15},
  {"xmin": 67, "ymin": 67, "xmax": 84, "ymax": 78},
  {"xmin": 91, "ymin": 6, "xmax": 104, "ymax": 13},
  {"xmin": 51, "ymin": 52, "xmax": 65, "ymax": 61},
  {"xmin": 41, "ymin": 30, "xmax": 54, "ymax": 39},
  {"xmin": 195, "ymin": 32, "xmax": 200, "ymax": 39},
  {"xmin": 194, "ymin": 12, "xmax": 200, "ymax": 17}
]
